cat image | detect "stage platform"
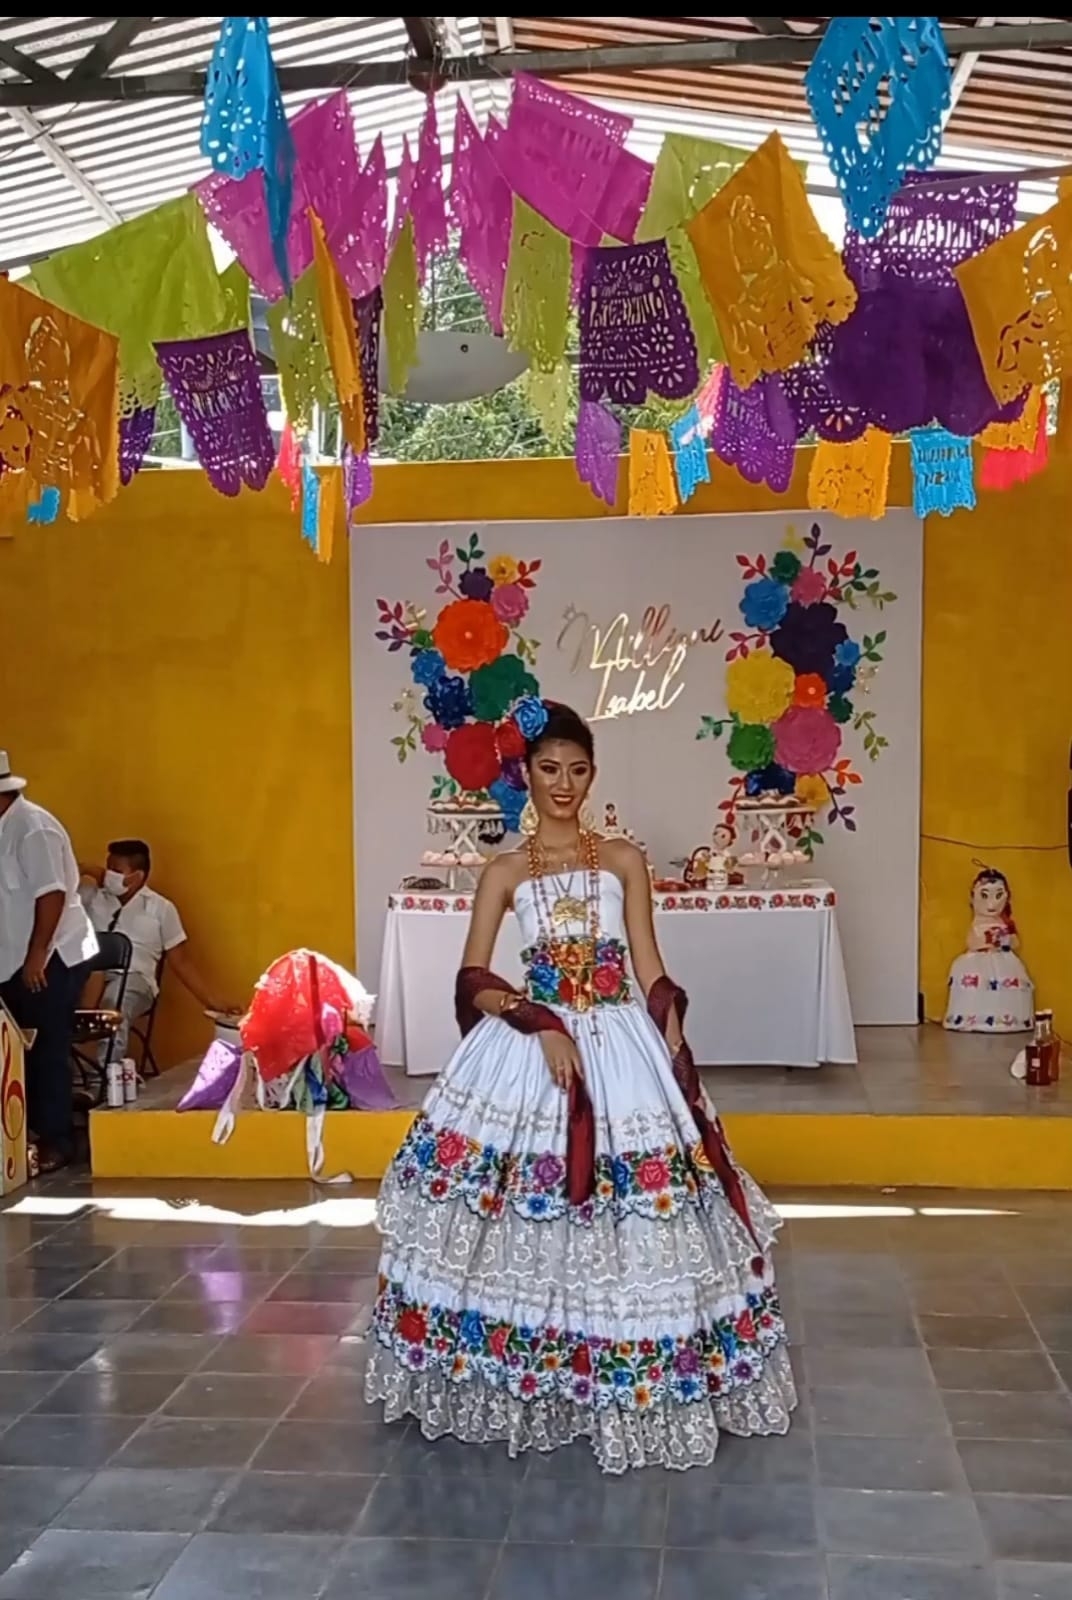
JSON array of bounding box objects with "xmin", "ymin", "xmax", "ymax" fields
[{"xmin": 88, "ymin": 1025, "xmax": 1072, "ymax": 1191}]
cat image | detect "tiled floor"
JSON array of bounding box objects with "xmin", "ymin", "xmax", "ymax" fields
[
  {"xmin": 0, "ymin": 1178, "xmax": 1069, "ymax": 1597},
  {"xmin": 152, "ymin": 1023, "xmax": 1071, "ymax": 1118}
]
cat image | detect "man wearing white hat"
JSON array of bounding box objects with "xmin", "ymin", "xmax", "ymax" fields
[{"xmin": 0, "ymin": 753, "xmax": 98, "ymax": 1171}]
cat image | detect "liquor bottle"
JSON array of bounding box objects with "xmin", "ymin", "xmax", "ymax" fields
[{"xmin": 1025, "ymin": 1010, "xmax": 1059, "ymax": 1087}]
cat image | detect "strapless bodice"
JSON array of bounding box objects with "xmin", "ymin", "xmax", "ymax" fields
[{"xmin": 514, "ymin": 869, "xmax": 632, "ymax": 1011}]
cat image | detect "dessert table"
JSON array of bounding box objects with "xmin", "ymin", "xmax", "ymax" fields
[{"xmin": 376, "ymin": 880, "xmax": 856, "ymax": 1076}]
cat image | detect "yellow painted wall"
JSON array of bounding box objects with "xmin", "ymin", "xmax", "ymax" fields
[
  {"xmin": 919, "ymin": 449, "xmax": 1072, "ymax": 1026},
  {"xmin": 0, "ymin": 445, "xmax": 1066, "ymax": 1064},
  {"xmin": 0, "ymin": 473, "xmax": 354, "ymax": 1066}
]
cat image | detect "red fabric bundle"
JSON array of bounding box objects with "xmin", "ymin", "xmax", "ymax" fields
[{"xmin": 240, "ymin": 950, "xmax": 364, "ymax": 1082}]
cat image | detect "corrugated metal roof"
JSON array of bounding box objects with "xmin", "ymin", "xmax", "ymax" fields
[
  {"xmin": 0, "ymin": 14, "xmax": 1064, "ymax": 271},
  {"xmin": 0, "ymin": 16, "xmax": 499, "ymax": 267},
  {"xmin": 493, "ymin": 15, "xmax": 1072, "ymax": 158}
]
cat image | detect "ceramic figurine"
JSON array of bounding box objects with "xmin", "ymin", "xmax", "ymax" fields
[
  {"xmin": 684, "ymin": 846, "xmax": 711, "ymax": 887},
  {"xmin": 944, "ymin": 867, "xmax": 1034, "ymax": 1033}
]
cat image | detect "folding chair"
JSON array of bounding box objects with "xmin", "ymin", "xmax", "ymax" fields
[
  {"xmin": 131, "ymin": 952, "xmax": 166, "ymax": 1078},
  {"xmin": 71, "ymin": 930, "xmax": 134, "ymax": 1106}
]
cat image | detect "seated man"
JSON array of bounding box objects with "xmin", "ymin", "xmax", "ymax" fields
[{"xmin": 80, "ymin": 839, "xmax": 236, "ymax": 1063}]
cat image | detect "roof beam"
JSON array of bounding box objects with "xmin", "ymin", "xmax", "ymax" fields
[
  {"xmin": 0, "ymin": 39, "xmax": 62, "ymax": 86},
  {"xmin": 4, "ymin": 20, "xmax": 1072, "ymax": 106},
  {"xmin": 944, "ymin": 14, "xmax": 996, "ymax": 122},
  {"xmin": 4, "ymin": 106, "xmax": 121, "ymax": 225},
  {"xmin": 401, "ymin": 17, "xmax": 442, "ymax": 59},
  {"xmin": 69, "ymin": 18, "xmax": 156, "ymax": 82},
  {"xmin": 748, "ymin": 19, "xmax": 793, "ymax": 36}
]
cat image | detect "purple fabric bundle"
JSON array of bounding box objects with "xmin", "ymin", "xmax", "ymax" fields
[
  {"xmin": 178, "ymin": 1039, "xmax": 243, "ymax": 1112},
  {"xmin": 825, "ymin": 173, "xmax": 1026, "ymax": 435}
]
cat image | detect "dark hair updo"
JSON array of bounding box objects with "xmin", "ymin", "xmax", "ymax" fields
[{"xmin": 524, "ymin": 702, "xmax": 595, "ymax": 766}]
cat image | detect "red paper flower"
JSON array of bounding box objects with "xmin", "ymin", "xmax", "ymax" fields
[
  {"xmin": 445, "ymin": 722, "xmax": 502, "ymax": 791},
  {"xmin": 793, "ymin": 671, "xmax": 828, "ymax": 709},
  {"xmin": 773, "ymin": 705, "xmax": 842, "ymax": 776},
  {"xmin": 433, "ymin": 598, "xmax": 508, "ymax": 673},
  {"xmin": 496, "ymin": 717, "xmax": 526, "ymax": 760}
]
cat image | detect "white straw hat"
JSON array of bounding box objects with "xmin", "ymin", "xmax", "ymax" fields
[{"xmin": 0, "ymin": 752, "xmax": 27, "ymax": 794}]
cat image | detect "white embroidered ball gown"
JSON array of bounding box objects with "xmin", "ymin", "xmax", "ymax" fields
[{"xmin": 364, "ymin": 866, "xmax": 797, "ymax": 1473}]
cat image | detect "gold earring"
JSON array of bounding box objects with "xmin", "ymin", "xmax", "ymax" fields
[
  {"xmin": 520, "ymin": 799, "xmax": 539, "ymax": 836},
  {"xmin": 579, "ymin": 803, "xmax": 597, "ymax": 833}
]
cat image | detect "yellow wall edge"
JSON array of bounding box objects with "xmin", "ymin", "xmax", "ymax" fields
[{"xmin": 90, "ymin": 1107, "xmax": 1070, "ymax": 1191}]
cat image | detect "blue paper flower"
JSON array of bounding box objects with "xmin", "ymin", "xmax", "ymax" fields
[
  {"xmin": 834, "ymin": 639, "xmax": 861, "ymax": 669},
  {"xmin": 514, "ymin": 695, "xmax": 548, "ymax": 741},
  {"xmin": 740, "ymin": 577, "xmax": 790, "ymax": 632},
  {"xmin": 411, "ymin": 648, "xmax": 446, "ymax": 688},
  {"xmin": 490, "ymin": 778, "xmax": 526, "ymax": 833},
  {"xmin": 824, "ymin": 662, "xmax": 856, "ymax": 695},
  {"xmin": 748, "ymin": 763, "xmax": 795, "ymax": 797},
  {"xmin": 424, "ymin": 674, "xmax": 472, "ymax": 731}
]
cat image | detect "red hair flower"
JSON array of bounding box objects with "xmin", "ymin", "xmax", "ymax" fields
[{"xmin": 496, "ymin": 717, "xmax": 526, "ymax": 760}]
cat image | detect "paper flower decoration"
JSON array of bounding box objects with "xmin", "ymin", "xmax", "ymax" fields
[
  {"xmin": 445, "ymin": 722, "xmax": 501, "ymax": 791},
  {"xmin": 725, "ymin": 652, "xmax": 795, "ymax": 725},
  {"xmin": 740, "ymin": 576, "xmax": 790, "ymax": 632},
  {"xmin": 433, "ymin": 598, "xmax": 509, "ymax": 673},
  {"xmin": 769, "ymin": 602, "xmax": 848, "ymax": 677},
  {"xmin": 459, "ymin": 567, "xmax": 494, "ymax": 601},
  {"xmin": 411, "ymin": 648, "xmax": 445, "ymax": 688},
  {"xmin": 488, "ymin": 554, "xmax": 520, "ymax": 586},
  {"xmin": 469, "ymin": 654, "xmax": 538, "ymax": 723},
  {"xmin": 375, "ymin": 533, "xmax": 544, "ymax": 828},
  {"xmin": 424, "ymin": 674, "xmax": 472, "ymax": 731},
  {"xmin": 793, "ymin": 672, "xmax": 828, "ymax": 709},
  {"xmin": 728, "ymin": 721, "xmax": 775, "ymax": 772},
  {"xmin": 791, "ymin": 567, "xmax": 827, "ymax": 607},
  {"xmin": 490, "ymin": 583, "xmax": 529, "ymax": 625},
  {"xmin": 700, "ymin": 521, "xmax": 896, "ymax": 835},
  {"xmin": 795, "ymin": 773, "xmax": 831, "ymax": 810},
  {"xmin": 773, "ymin": 705, "xmax": 842, "ymax": 776}
]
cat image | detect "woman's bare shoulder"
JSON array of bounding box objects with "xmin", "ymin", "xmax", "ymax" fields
[
  {"xmin": 597, "ymin": 834, "xmax": 646, "ymax": 882},
  {"xmin": 481, "ymin": 847, "xmax": 530, "ymax": 893}
]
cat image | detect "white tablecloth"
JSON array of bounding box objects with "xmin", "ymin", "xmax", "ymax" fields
[{"xmin": 376, "ymin": 881, "xmax": 856, "ymax": 1076}]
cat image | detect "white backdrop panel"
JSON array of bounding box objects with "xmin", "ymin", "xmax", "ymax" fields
[{"xmin": 350, "ymin": 511, "xmax": 923, "ymax": 1024}]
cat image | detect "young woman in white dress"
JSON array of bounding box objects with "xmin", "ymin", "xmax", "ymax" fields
[{"xmin": 365, "ymin": 703, "xmax": 796, "ymax": 1472}]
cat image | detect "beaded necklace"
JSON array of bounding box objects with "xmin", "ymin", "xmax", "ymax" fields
[{"xmin": 526, "ymin": 829, "xmax": 602, "ymax": 1014}]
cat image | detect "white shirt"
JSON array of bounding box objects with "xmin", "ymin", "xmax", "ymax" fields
[
  {"xmin": 0, "ymin": 796, "xmax": 99, "ymax": 983},
  {"xmin": 83, "ymin": 884, "xmax": 186, "ymax": 992}
]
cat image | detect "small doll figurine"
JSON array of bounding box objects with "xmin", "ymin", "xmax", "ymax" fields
[
  {"xmin": 943, "ymin": 867, "xmax": 1034, "ymax": 1033},
  {"xmin": 684, "ymin": 846, "xmax": 711, "ymax": 887},
  {"xmin": 603, "ymin": 802, "xmax": 620, "ymax": 836}
]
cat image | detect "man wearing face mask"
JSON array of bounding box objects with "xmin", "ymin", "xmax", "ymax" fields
[{"xmin": 80, "ymin": 839, "xmax": 237, "ymax": 1063}]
